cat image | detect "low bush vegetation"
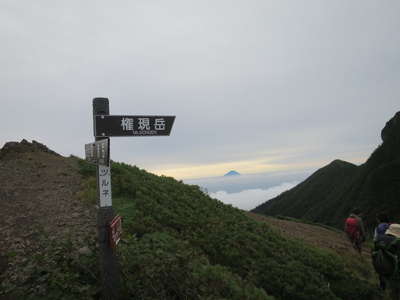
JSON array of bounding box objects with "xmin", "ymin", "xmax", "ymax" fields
[{"xmin": 76, "ymin": 159, "xmax": 379, "ymax": 300}]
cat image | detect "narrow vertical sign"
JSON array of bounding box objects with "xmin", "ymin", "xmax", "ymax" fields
[{"xmin": 99, "ymin": 165, "xmax": 112, "ymax": 207}]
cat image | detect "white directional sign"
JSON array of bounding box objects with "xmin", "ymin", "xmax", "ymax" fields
[{"xmin": 99, "ymin": 165, "xmax": 112, "ymax": 207}]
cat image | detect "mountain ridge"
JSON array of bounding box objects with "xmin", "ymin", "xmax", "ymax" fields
[{"xmin": 252, "ymin": 111, "xmax": 400, "ymax": 230}]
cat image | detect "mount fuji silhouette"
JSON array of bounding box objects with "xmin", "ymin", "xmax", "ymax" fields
[{"xmin": 224, "ymin": 170, "xmax": 240, "ymax": 176}]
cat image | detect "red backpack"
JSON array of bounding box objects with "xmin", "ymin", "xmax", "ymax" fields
[{"xmin": 345, "ymin": 217, "xmax": 360, "ymax": 237}]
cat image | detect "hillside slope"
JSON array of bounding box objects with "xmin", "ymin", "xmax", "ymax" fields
[
  {"xmin": 252, "ymin": 160, "xmax": 357, "ymax": 227},
  {"xmin": 88, "ymin": 161, "xmax": 379, "ymax": 299},
  {"xmin": 0, "ymin": 140, "xmax": 99, "ymax": 298},
  {"xmin": 253, "ymin": 111, "xmax": 400, "ymax": 230},
  {"xmin": 245, "ymin": 213, "xmax": 392, "ymax": 299},
  {"xmin": 0, "ymin": 140, "xmax": 381, "ymax": 299},
  {"xmin": 246, "ymin": 212, "xmax": 370, "ymax": 257}
]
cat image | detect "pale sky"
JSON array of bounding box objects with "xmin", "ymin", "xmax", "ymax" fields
[{"xmin": 1, "ymin": 1, "xmax": 399, "ymax": 180}]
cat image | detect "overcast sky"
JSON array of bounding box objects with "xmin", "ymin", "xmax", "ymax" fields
[{"xmin": 1, "ymin": 1, "xmax": 399, "ymax": 180}]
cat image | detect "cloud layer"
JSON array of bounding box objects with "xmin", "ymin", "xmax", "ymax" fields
[{"xmin": 210, "ymin": 182, "xmax": 299, "ymax": 211}]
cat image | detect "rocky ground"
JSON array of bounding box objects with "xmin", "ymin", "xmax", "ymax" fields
[{"xmin": 0, "ymin": 140, "xmax": 97, "ymax": 297}]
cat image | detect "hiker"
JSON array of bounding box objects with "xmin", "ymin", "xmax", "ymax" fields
[
  {"xmin": 374, "ymin": 213, "xmax": 391, "ymax": 243},
  {"xmin": 373, "ymin": 213, "xmax": 391, "ymax": 290},
  {"xmin": 372, "ymin": 223, "xmax": 400, "ymax": 300},
  {"xmin": 344, "ymin": 208, "xmax": 366, "ymax": 254}
]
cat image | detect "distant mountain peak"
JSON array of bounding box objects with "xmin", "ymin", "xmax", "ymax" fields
[
  {"xmin": 328, "ymin": 159, "xmax": 357, "ymax": 168},
  {"xmin": 224, "ymin": 170, "xmax": 240, "ymax": 176}
]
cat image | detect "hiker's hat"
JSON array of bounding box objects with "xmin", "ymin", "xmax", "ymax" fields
[{"xmin": 386, "ymin": 224, "xmax": 400, "ymax": 238}]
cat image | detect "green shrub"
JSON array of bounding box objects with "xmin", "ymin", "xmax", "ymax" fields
[
  {"xmin": 76, "ymin": 158, "xmax": 379, "ymax": 300},
  {"xmin": 119, "ymin": 233, "xmax": 272, "ymax": 300},
  {"xmin": 1, "ymin": 234, "xmax": 100, "ymax": 300}
]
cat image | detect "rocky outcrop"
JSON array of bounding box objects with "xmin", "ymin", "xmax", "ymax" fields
[{"xmin": 381, "ymin": 111, "xmax": 400, "ymax": 144}]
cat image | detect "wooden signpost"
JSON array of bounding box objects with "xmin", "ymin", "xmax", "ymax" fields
[{"xmin": 87, "ymin": 98, "xmax": 175, "ymax": 299}]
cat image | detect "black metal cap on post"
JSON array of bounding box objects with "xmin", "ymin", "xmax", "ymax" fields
[
  {"xmin": 93, "ymin": 98, "xmax": 110, "ymax": 115},
  {"xmin": 93, "ymin": 98, "xmax": 110, "ymax": 140}
]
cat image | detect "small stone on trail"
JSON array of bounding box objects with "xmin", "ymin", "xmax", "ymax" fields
[{"xmin": 78, "ymin": 246, "xmax": 92, "ymax": 256}]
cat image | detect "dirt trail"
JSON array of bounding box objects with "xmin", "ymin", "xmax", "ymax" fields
[{"xmin": 246, "ymin": 212, "xmax": 371, "ymax": 259}]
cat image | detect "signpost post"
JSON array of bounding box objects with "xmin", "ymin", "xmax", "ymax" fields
[
  {"xmin": 88, "ymin": 97, "xmax": 175, "ymax": 299},
  {"xmin": 92, "ymin": 98, "xmax": 119, "ymax": 300}
]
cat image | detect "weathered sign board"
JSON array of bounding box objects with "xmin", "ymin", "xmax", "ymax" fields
[
  {"xmin": 94, "ymin": 115, "xmax": 175, "ymax": 137},
  {"xmin": 85, "ymin": 138, "xmax": 109, "ymax": 166},
  {"xmin": 108, "ymin": 215, "xmax": 122, "ymax": 248}
]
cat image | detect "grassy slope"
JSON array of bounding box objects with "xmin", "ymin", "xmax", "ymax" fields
[
  {"xmin": 246, "ymin": 213, "xmax": 377, "ymax": 283},
  {"xmin": 252, "ymin": 160, "xmax": 358, "ymax": 227},
  {"xmin": 79, "ymin": 159, "xmax": 380, "ymax": 300},
  {"xmin": 253, "ymin": 147, "xmax": 400, "ymax": 232}
]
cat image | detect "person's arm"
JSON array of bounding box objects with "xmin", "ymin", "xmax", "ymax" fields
[{"xmin": 373, "ymin": 227, "xmax": 378, "ymax": 242}]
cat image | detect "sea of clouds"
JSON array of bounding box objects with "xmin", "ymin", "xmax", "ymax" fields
[
  {"xmin": 209, "ymin": 182, "xmax": 299, "ymax": 211},
  {"xmin": 185, "ymin": 169, "xmax": 313, "ymax": 211}
]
